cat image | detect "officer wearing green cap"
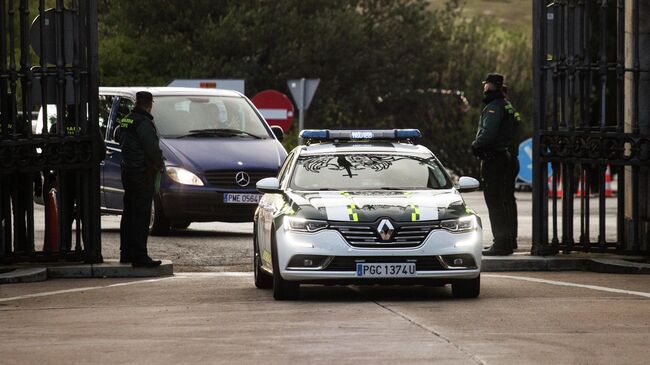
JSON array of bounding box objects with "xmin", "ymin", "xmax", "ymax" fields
[
  {"xmin": 118, "ymin": 91, "xmax": 163, "ymax": 267},
  {"xmin": 472, "ymin": 73, "xmax": 521, "ymax": 255}
]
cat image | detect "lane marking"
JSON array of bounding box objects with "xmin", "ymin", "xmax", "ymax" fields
[
  {"xmin": 0, "ymin": 277, "xmax": 177, "ymax": 303},
  {"xmin": 485, "ymin": 274, "xmax": 650, "ymax": 299}
]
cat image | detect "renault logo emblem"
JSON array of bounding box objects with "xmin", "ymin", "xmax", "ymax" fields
[
  {"xmin": 377, "ymin": 219, "xmax": 394, "ymax": 241},
  {"xmin": 235, "ymin": 171, "xmax": 250, "ymax": 187}
]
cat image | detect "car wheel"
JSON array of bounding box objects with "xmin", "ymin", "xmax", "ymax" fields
[
  {"xmin": 451, "ymin": 275, "xmax": 480, "ymax": 298},
  {"xmin": 271, "ymin": 229, "xmax": 299, "ymax": 300},
  {"xmin": 149, "ymin": 196, "xmax": 171, "ymax": 236},
  {"xmin": 253, "ymin": 224, "xmax": 272, "ymax": 289},
  {"xmin": 172, "ymin": 221, "xmax": 191, "ymax": 230}
]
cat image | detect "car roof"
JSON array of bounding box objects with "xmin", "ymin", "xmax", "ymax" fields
[
  {"xmin": 298, "ymin": 142, "xmax": 434, "ymax": 157},
  {"xmin": 99, "ymin": 87, "xmax": 244, "ymax": 98}
]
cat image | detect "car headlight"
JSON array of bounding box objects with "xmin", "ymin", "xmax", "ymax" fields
[
  {"xmin": 166, "ymin": 167, "xmax": 204, "ymax": 186},
  {"xmin": 440, "ymin": 215, "xmax": 477, "ymax": 233},
  {"xmin": 284, "ymin": 216, "xmax": 328, "ymax": 233}
]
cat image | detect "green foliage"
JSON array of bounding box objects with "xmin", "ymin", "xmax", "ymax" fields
[{"xmin": 98, "ymin": 0, "xmax": 531, "ymax": 178}]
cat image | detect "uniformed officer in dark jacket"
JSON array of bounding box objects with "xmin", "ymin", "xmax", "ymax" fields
[
  {"xmin": 118, "ymin": 91, "xmax": 163, "ymax": 267},
  {"xmin": 472, "ymin": 73, "xmax": 521, "ymax": 256}
]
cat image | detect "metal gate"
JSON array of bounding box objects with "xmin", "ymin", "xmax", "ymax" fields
[
  {"xmin": 532, "ymin": 0, "xmax": 649, "ymax": 255},
  {"xmin": 0, "ymin": 0, "xmax": 101, "ymax": 263}
]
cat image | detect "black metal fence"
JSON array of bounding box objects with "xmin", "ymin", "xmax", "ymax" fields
[
  {"xmin": 532, "ymin": 0, "xmax": 648, "ymax": 255},
  {"xmin": 0, "ymin": 0, "xmax": 101, "ymax": 263}
]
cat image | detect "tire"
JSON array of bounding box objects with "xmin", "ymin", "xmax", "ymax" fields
[
  {"xmin": 452, "ymin": 275, "xmax": 481, "ymax": 298},
  {"xmin": 253, "ymin": 223, "xmax": 272, "ymax": 289},
  {"xmin": 271, "ymin": 230, "xmax": 299, "ymax": 300},
  {"xmin": 172, "ymin": 221, "xmax": 191, "ymax": 230},
  {"xmin": 149, "ymin": 196, "xmax": 171, "ymax": 236}
]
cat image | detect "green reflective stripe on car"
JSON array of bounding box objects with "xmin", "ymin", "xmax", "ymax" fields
[
  {"xmin": 340, "ymin": 192, "xmax": 359, "ymax": 222},
  {"xmin": 411, "ymin": 204, "xmax": 420, "ymax": 221},
  {"xmin": 262, "ymin": 250, "xmax": 272, "ymax": 265}
]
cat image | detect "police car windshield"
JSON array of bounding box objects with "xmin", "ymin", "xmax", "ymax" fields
[
  {"xmin": 151, "ymin": 96, "xmax": 270, "ymax": 139},
  {"xmin": 290, "ymin": 154, "xmax": 452, "ymax": 191}
]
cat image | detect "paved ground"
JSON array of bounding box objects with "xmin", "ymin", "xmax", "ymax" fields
[{"xmin": 1, "ymin": 272, "xmax": 648, "ymax": 364}]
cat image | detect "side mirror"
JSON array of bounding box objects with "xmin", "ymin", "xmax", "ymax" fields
[
  {"xmin": 257, "ymin": 177, "xmax": 281, "ymax": 194},
  {"xmin": 457, "ymin": 176, "xmax": 480, "ymax": 192},
  {"xmin": 270, "ymin": 125, "xmax": 284, "ymax": 142}
]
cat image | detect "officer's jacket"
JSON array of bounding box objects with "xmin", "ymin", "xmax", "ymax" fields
[
  {"xmin": 472, "ymin": 92, "xmax": 521, "ymax": 154},
  {"xmin": 118, "ymin": 107, "xmax": 163, "ymax": 174}
]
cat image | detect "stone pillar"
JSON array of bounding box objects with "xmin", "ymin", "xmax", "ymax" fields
[{"xmin": 625, "ymin": 0, "xmax": 650, "ymax": 250}]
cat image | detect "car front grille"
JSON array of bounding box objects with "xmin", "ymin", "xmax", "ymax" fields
[
  {"xmin": 329, "ymin": 221, "xmax": 439, "ymax": 248},
  {"xmin": 323, "ymin": 256, "xmax": 446, "ymax": 271},
  {"xmin": 204, "ymin": 170, "xmax": 277, "ymax": 189}
]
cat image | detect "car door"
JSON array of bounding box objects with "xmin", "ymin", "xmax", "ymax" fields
[{"xmin": 103, "ymin": 95, "xmax": 135, "ymax": 211}]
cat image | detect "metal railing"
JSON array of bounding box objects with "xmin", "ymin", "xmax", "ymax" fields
[
  {"xmin": 532, "ymin": 0, "xmax": 648, "ymax": 255},
  {"xmin": 0, "ymin": 0, "xmax": 101, "ymax": 263}
]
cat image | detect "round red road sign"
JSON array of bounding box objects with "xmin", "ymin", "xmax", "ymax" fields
[{"xmin": 251, "ymin": 90, "xmax": 295, "ymax": 132}]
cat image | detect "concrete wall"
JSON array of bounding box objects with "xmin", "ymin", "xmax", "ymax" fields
[{"xmin": 625, "ymin": 0, "xmax": 650, "ymax": 250}]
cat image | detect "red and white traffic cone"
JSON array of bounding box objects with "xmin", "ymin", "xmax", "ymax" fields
[{"xmin": 604, "ymin": 165, "xmax": 614, "ymax": 197}]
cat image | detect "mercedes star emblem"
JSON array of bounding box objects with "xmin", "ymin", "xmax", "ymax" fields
[
  {"xmin": 377, "ymin": 219, "xmax": 395, "ymax": 241},
  {"xmin": 235, "ymin": 171, "xmax": 251, "ymax": 187}
]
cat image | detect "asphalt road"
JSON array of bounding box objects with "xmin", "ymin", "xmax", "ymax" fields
[{"xmin": 1, "ymin": 272, "xmax": 649, "ymax": 364}]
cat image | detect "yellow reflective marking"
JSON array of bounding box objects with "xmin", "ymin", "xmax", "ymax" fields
[
  {"xmin": 262, "ymin": 250, "xmax": 272, "ymax": 265},
  {"xmin": 341, "ymin": 192, "xmax": 359, "ymax": 221}
]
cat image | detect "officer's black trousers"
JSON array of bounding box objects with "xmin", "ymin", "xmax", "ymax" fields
[
  {"xmin": 481, "ymin": 153, "xmax": 518, "ymax": 249},
  {"xmin": 120, "ymin": 170, "xmax": 154, "ymax": 261}
]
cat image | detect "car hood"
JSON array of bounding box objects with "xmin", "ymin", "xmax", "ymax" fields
[
  {"xmin": 160, "ymin": 138, "xmax": 286, "ymax": 172},
  {"xmin": 285, "ymin": 190, "xmax": 471, "ymax": 222}
]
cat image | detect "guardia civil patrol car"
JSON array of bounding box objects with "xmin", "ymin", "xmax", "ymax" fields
[{"xmin": 253, "ymin": 129, "xmax": 482, "ymax": 300}]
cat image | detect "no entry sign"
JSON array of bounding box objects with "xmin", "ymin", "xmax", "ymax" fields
[{"xmin": 251, "ymin": 90, "xmax": 295, "ymax": 132}]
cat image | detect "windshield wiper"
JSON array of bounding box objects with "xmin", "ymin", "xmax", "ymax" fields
[{"xmin": 180, "ymin": 128, "xmax": 263, "ymax": 139}]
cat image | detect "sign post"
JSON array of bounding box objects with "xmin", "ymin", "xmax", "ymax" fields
[{"xmin": 288, "ymin": 78, "xmax": 319, "ymax": 144}]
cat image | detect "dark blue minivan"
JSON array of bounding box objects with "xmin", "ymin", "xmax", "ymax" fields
[{"xmin": 96, "ymin": 87, "xmax": 287, "ymax": 234}]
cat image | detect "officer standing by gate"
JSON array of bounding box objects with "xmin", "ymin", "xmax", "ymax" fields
[
  {"xmin": 118, "ymin": 91, "xmax": 163, "ymax": 267},
  {"xmin": 472, "ymin": 73, "xmax": 520, "ymax": 256}
]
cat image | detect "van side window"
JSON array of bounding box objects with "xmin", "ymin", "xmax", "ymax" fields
[
  {"xmin": 109, "ymin": 97, "xmax": 134, "ymax": 141},
  {"xmin": 98, "ymin": 95, "xmax": 114, "ymax": 139}
]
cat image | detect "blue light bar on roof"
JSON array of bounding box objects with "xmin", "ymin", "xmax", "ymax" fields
[{"xmin": 299, "ymin": 129, "xmax": 421, "ymax": 142}]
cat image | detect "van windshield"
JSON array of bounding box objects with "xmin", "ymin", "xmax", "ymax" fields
[{"xmin": 151, "ymin": 96, "xmax": 270, "ymax": 139}]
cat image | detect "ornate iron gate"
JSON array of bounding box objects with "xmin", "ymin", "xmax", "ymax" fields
[
  {"xmin": 0, "ymin": 0, "xmax": 101, "ymax": 263},
  {"xmin": 532, "ymin": 0, "xmax": 649, "ymax": 255}
]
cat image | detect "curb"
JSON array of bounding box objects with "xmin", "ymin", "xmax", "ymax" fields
[
  {"xmin": 48, "ymin": 260, "xmax": 174, "ymax": 278},
  {"xmin": 0, "ymin": 268, "xmax": 48, "ymax": 284},
  {"xmin": 482, "ymin": 255, "xmax": 649, "ymax": 274},
  {"xmin": 1, "ymin": 260, "xmax": 173, "ymax": 284}
]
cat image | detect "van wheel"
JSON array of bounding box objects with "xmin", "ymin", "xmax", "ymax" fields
[
  {"xmin": 149, "ymin": 196, "xmax": 170, "ymax": 236},
  {"xmin": 271, "ymin": 231, "xmax": 299, "ymax": 300},
  {"xmin": 172, "ymin": 221, "xmax": 191, "ymax": 230},
  {"xmin": 451, "ymin": 275, "xmax": 480, "ymax": 298}
]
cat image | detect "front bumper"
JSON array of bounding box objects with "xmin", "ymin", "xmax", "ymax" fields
[
  {"xmin": 274, "ymin": 225, "xmax": 482, "ymax": 282},
  {"xmin": 159, "ymin": 188, "xmax": 259, "ymax": 222}
]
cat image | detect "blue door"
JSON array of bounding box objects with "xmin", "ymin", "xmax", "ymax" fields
[{"xmin": 102, "ymin": 96, "xmax": 134, "ymax": 211}]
